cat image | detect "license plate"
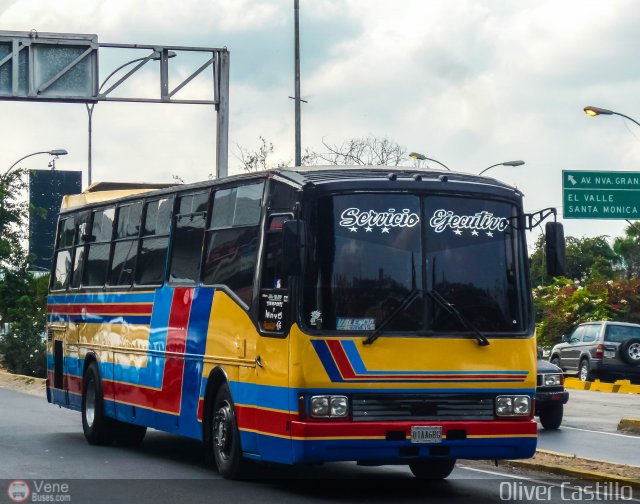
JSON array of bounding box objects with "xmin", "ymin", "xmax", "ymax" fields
[
  {"xmin": 604, "ymin": 350, "xmax": 615, "ymax": 358},
  {"xmin": 411, "ymin": 426, "xmax": 442, "ymax": 444}
]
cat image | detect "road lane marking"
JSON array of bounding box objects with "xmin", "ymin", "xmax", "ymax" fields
[{"xmin": 562, "ymin": 425, "xmax": 640, "ymax": 439}]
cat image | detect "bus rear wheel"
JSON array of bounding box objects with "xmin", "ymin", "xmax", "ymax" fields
[
  {"xmin": 409, "ymin": 458, "xmax": 456, "ymax": 480},
  {"xmin": 211, "ymin": 383, "xmax": 246, "ymax": 479},
  {"xmin": 113, "ymin": 422, "xmax": 147, "ymax": 447},
  {"xmin": 82, "ymin": 362, "xmax": 114, "ymax": 446}
]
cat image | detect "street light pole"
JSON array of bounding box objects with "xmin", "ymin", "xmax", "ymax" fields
[
  {"xmin": 584, "ymin": 105, "xmax": 640, "ymax": 129},
  {"xmin": 479, "ymin": 160, "xmax": 525, "ymax": 176},
  {"xmin": 294, "ymin": 0, "xmax": 302, "ymax": 166},
  {"xmin": 4, "ymin": 149, "xmax": 68, "ymax": 177},
  {"xmin": 583, "ymin": 105, "xmax": 640, "ymax": 233},
  {"xmin": 409, "ymin": 152, "xmax": 451, "ymax": 171}
]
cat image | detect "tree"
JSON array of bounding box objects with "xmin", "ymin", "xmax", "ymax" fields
[
  {"xmin": 0, "ymin": 168, "xmax": 47, "ymax": 377},
  {"xmin": 613, "ymin": 221, "xmax": 640, "ymax": 279},
  {"xmin": 564, "ymin": 236, "xmax": 618, "ymax": 282},
  {"xmin": 315, "ymin": 135, "xmax": 407, "ymax": 166}
]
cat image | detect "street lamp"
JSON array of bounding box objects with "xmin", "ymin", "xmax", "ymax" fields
[
  {"xmin": 479, "ymin": 160, "xmax": 525, "ymax": 176},
  {"xmin": 409, "ymin": 152, "xmax": 451, "ymax": 171},
  {"xmin": 4, "ymin": 149, "xmax": 68, "ymax": 177},
  {"xmin": 86, "ymin": 50, "xmax": 177, "ymax": 186},
  {"xmin": 583, "ymin": 105, "xmax": 640, "ymax": 129}
]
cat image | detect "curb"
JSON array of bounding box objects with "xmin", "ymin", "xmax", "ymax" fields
[
  {"xmin": 502, "ymin": 450, "xmax": 640, "ymax": 488},
  {"xmin": 618, "ymin": 418, "xmax": 640, "ymax": 434},
  {"xmin": 564, "ymin": 377, "xmax": 640, "ymax": 394},
  {"xmin": 0, "ymin": 370, "xmax": 46, "ymax": 385}
]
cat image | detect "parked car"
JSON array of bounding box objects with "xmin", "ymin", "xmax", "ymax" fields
[
  {"xmin": 549, "ymin": 321, "xmax": 640, "ymax": 383},
  {"xmin": 536, "ymin": 350, "xmax": 569, "ymax": 430}
]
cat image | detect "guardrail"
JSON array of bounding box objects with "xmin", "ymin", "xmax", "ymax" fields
[{"xmin": 564, "ymin": 377, "xmax": 640, "ymax": 394}]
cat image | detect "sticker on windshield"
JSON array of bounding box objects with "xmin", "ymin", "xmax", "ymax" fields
[
  {"xmin": 339, "ymin": 208, "xmax": 420, "ymax": 234},
  {"xmin": 429, "ymin": 209, "xmax": 509, "ymax": 237},
  {"xmin": 336, "ymin": 318, "xmax": 376, "ymax": 331}
]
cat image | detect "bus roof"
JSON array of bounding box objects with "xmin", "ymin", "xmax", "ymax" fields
[{"xmin": 59, "ymin": 166, "xmax": 522, "ymax": 213}]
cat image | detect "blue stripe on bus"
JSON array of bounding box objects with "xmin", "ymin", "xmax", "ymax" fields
[{"xmin": 310, "ymin": 340, "xmax": 344, "ymax": 382}]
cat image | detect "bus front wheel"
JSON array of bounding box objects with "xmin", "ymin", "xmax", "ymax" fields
[
  {"xmin": 82, "ymin": 362, "xmax": 114, "ymax": 446},
  {"xmin": 211, "ymin": 383, "xmax": 246, "ymax": 479},
  {"xmin": 409, "ymin": 458, "xmax": 456, "ymax": 480}
]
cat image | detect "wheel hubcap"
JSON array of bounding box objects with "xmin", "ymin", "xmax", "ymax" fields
[
  {"xmin": 213, "ymin": 401, "xmax": 233, "ymax": 460},
  {"xmin": 85, "ymin": 379, "xmax": 96, "ymax": 427},
  {"xmin": 629, "ymin": 343, "xmax": 640, "ymax": 361},
  {"xmin": 580, "ymin": 364, "xmax": 588, "ymax": 381}
]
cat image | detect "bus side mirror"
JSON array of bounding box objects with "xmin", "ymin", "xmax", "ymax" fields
[
  {"xmin": 545, "ymin": 222, "xmax": 565, "ymax": 277},
  {"xmin": 282, "ymin": 220, "xmax": 305, "ymax": 276}
]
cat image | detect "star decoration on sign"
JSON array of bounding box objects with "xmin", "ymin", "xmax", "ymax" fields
[
  {"xmin": 381, "ymin": 227, "xmax": 390, "ymax": 234},
  {"xmin": 365, "ymin": 226, "xmax": 373, "ymax": 232},
  {"xmin": 471, "ymin": 230, "xmax": 479, "ymax": 236},
  {"xmin": 349, "ymin": 226, "xmax": 358, "ymax": 233},
  {"xmin": 453, "ymin": 229, "xmax": 462, "ymax": 235},
  {"xmin": 486, "ymin": 231, "xmax": 494, "ymax": 237}
]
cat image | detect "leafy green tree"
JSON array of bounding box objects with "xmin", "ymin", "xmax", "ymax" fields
[
  {"xmin": 0, "ymin": 168, "xmax": 48, "ymax": 377},
  {"xmin": 613, "ymin": 221, "xmax": 640, "ymax": 279},
  {"xmin": 565, "ymin": 236, "xmax": 618, "ymax": 281}
]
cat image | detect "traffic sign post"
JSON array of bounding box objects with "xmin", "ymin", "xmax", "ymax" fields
[{"xmin": 563, "ymin": 170, "xmax": 640, "ymax": 219}]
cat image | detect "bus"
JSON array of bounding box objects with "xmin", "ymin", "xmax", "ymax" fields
[{"xmin": 46, "ymin": 167, "xmax": 564, "ymax": 480}]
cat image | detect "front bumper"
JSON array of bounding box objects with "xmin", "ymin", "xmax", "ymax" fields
[
  {"xmin": 535, "ymin": 389, "xmax": 569, "ymax": 412},
  {"xmin": 283, "ymin": 420, "xmax": 537, "ymax": 464}
]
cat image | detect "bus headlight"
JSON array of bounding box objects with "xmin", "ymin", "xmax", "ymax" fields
[
  {"xmin": 310, "ymin": 395, "xmax": 349, "ymax": 418},
  {"xmin": 496, "ymin": 395, "xmax": 531, "ymax": 417}
]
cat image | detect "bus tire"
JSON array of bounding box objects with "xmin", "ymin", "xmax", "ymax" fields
[
  {"xmin": 82, "ymin": 362, "xmax": 114, "ymax": 446},
  {"xmin": 210, "ymin": 383, "xmax": 245, "ymax": 479},
  {"xmin": 113, "ymin": 422, "xmax": 147, "ymax": 447},
  {"xmin": 409, "ymin": 458, "xmax": 456, "ymax": 480}
]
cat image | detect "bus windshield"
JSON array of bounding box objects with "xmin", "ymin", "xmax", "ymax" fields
[{"xmin": 302, "ymin": 193, "xmax": 527, "ymax": 335}]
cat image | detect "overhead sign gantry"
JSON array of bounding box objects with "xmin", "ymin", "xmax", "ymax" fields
[{"xmin": 0, "ymin": 30, "xmax": 229, "ymax": 179}]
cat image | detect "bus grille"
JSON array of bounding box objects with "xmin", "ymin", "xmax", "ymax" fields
[{"xmin": 351, "ymin": 394, "xmax": 495, "ymax": 422}]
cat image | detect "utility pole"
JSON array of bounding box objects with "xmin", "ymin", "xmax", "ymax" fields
[{"xmin": 294, "ymin": 0, "xmax": 302, "ymax": 166}]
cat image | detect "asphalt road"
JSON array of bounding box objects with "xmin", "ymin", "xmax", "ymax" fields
[
  {"xmin": 0, "ymin": 388, "xmax": 634, "ymax": 504},
  {"xmin": 536, "ymin": 388, "xmax": 640, "ymax": 466}
]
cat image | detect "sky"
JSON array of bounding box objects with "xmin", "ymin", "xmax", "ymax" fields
[{"xmin": 2, "ymin": 0, "xmax": 640, "ymax": 244}]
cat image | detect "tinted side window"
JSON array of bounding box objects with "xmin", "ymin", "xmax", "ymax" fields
[
  {"xmin": 116, "ymin": 202, "xmax": 142, "ymax": 239},
  {"xmin": 169, "ymin": 192, "xmax": 208, "ymax": 285},
  {"xmin": 202, "ymin": 227, "xmax": 259, "ymax": 305},
  {"xmin": 261, "ymin": 215, "xmax": 289, "ymax": 289},
  {"xmin": 202, "ymin": 183, "xmax": 263, "ymax": 306},
  {"xmin": 136, "ymin": 196, "xmax": 174, "ymax": 286},
  {"xmin": 51, "ymin": 215, "xmax": 76, "ymax": 291},
  {"xmin": 83, "ymin": 207, "xmax": 115, "ymax": 287},
  {"xmin": 52, "ymin": 250, "xmax": 72, "ymax": 290}
]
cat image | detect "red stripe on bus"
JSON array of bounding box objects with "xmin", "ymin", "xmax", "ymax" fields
[
  {"xmin": 289, "ymin": 420, "xmax": 537, "ymax": 439},
  {"xmin": 47, "ymin": 303, "xmax": 153, "ymax": 315}
]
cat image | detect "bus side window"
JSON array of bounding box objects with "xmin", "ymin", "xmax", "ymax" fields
[
  {"xmin": 109, "ymin": 201, "xmax": 142, "ymax": 286},
  {"xmin": 83, "ymin": 207, "xmax": 115, "ymax": 287},
  {"xmin": 202, "ymin": 182, "xmax": 264, "ymax": 306},
  {"xmin": 51, "ymin": 216, "xmax": 75, "ymax": 291},
  {"xmin": 135, "ymin": 196, "xmax": 174, "ymax": 286},
  {"xmin": 169, "ymin": 192, "xmax": 208, "ymax": 285},
  {"xmin": 70, "ymin": 212, "xmax": 90, "ymax": 289},
  {"xmin": 261, "ymin": 215, "xmax": 290, "ymax": 290}
]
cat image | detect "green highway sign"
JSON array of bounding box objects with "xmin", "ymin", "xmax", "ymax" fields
[{"xmin": 563, "ymin": 170, "xmax": 640, "ymax": 219}]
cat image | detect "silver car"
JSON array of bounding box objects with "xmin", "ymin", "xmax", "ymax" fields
[{"xmin": 550, "ymin": 321, "xmax": 640, "ymax": 382}]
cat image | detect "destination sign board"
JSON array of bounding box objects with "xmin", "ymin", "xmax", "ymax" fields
[{"xmin": 563, "ymin": 170, "xmax": 640, "ymax": 219}]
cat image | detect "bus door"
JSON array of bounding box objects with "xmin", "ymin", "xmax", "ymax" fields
[{"xmin": 254, "ymin": 214, "xmax": 294, "ymax": 458}]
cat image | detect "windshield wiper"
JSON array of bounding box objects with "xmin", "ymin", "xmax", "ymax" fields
[
  {"xmin": 428, "ymin": 290, "xmax": 490, "ymax": 347},
  {"xmin": 362, "ymin": 289, "xmax": 421, "ymax": 345}
]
